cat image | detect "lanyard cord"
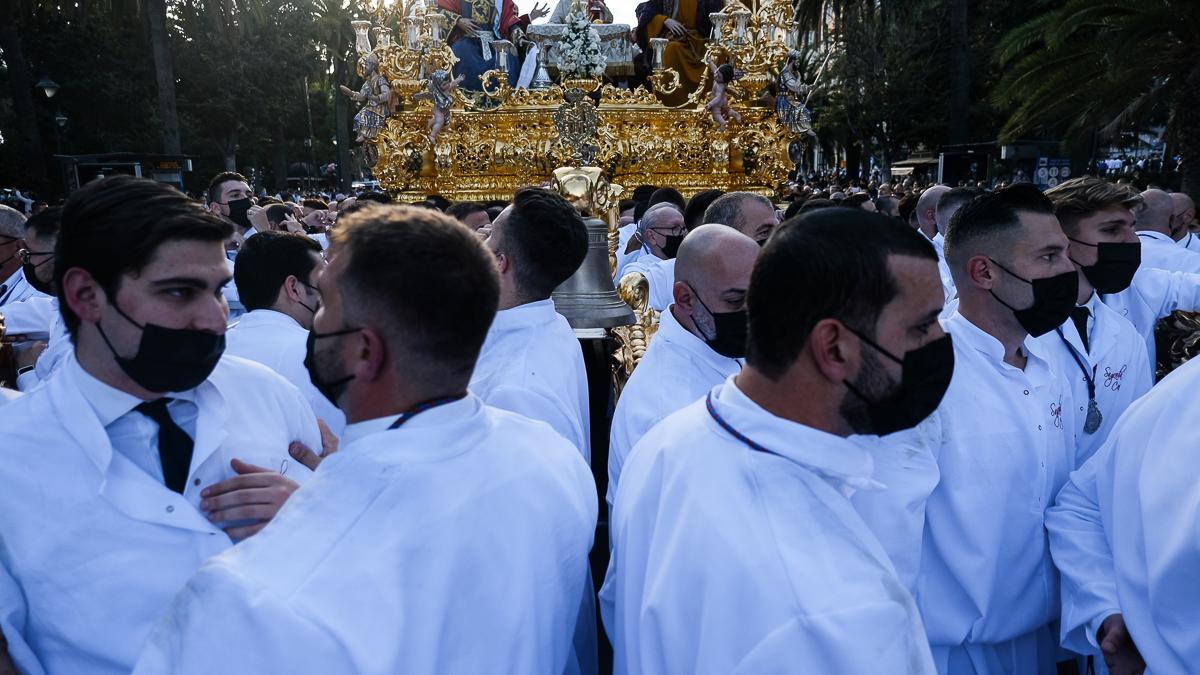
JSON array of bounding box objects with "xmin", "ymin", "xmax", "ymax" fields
[
  {"xmin": 705, "ymin": 392, "xmax": 774, "ymax": 455},
  {"xmin": 387, "ymin": 393, "xmax": 468, "ymax": 430},
  {"xmin": 1055, "ymin": 327, "xmax": 1097, "ymax": 402}
]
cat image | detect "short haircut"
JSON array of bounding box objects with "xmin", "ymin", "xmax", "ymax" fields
[
  {"xmin": 302, "ymin": 198, "xmax": 329, "ymax": 211},
  {"xmin": 234, "ymin": 230, "xmax": 323, "ymax": 311},
  {"xmin": 684, "ymin": 189, "xmax": 725, "ymax": 230},
  {"xmin": 497, "ymin": 187, "xmax": 589, "ymax": 299},
  {"xmin": 843, "ymin": 193, "xmax": 871, "ymax": 208},
  {"xmin": 636, "ymin": 202, "xmax": 684, "ymax": 238},
  {"xmin": 649, "ymin": 187, "xmax": 686, "ymax": 211},
  {"xmin": 747, "ymin": 208, "xmax": 937, "ymax": 380},
  {"xmin": 358, "ymin": 191, "xmax": 392, "ymax": 204},
  {"xmin": 425, "ymin": 194, "xmax": 451, "ymax": 211},
  {"xmin": 632, "ymin": 184, "xmax": 659, "ymax": 221},
  {"xmin": 446, "ymin": 201, "xmax": 488, "ymax": 222},
  {"xmin": 797, "ymin": 198, "xmax": 837, "ymax": 214},
  {"xmin": 618, "ymin": 199, "xmax": 637, "ymax": 214},
  {"xmin": 265, "ymin": 203, "xmax": 293, "ymax": 226},
  {"xmin": 57, "ymin": 176, "xmax": 233, "ymax": 337},
  {"xmin": 206, "ymin": 171, "xmax": 248, "ymax": 205},
  {"xmin": 24, "ymin": 206, "xmax": 62, "ymax": 240},
  {"xmin": 943, "ymin": 183, "xmax": 1055, "ymax": 271},
  {"xmin": 0, "ymin": 205, "xmax": 26, "ymax": 238},
  {"xmin": 874, "ymin": 195, "xmax": 899, "ymax": 214},
  {"xmin": 937, "ymin": 187, "xmax": 980, "ymax": 221},
  {"xmin": 1044, "ymin": 177, "xmax": 1141, "ymax": 234},
  {"xmin": 898, "ymin": 194, "xmax": 918, "ymax": 223},
  {"xmin": 331, "ymin": 204, "xmax": 499, "ymax": 387},
  {"xmin": 703, "ymin": 191, "xmax": 773, "ymax": 230},
  {"xmin": 782, "ymin": 198, "xmax": 805, "ymax": 220}
]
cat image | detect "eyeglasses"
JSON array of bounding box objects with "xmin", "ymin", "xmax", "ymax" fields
[{"xmin": 648, "ymin": 226, "xmax": 687, "ymax": 237}]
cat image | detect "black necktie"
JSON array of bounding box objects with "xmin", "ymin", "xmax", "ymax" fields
[
  {"xmin": 135, "ymin": 399, "xmax": 194, "ymax": 494},
  {"xmin": 1070, "ymin": 306, "xmax": 1091, "ymax": 353},
  {"xmin": 0, "ymin": 283, "xmax": 8, "ymax": 305}
]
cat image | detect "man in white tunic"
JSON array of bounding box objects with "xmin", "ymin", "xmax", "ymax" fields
[
  {"xmin": 1134, "ymin": 188, "xmax": 1200, "ymax": 273},
  {"xmin": 135, "ymin": 204, "xmax": 598, "ymax": 674},
  {"xmin": 1041, "ymin": 178, "xmax": 1153, "ymax": 465},
  {"xmin": 616, "ymin": 202, "xmax": 685, "ymax": 309},
  {"xmin": 933, "ymin": 187, "xmax": 976, "ymax": 300},
  {"xmin": 0, "ymin": 176, "xmax": 317, "ymax": 675},
  {"xmin": 602, "ymin": 208, "xmax": 948, "ymax": 674},
  {"xmin": 226, "ymin": 230, "xmax": 346, "ymax": 436},
  {"xmin": 607, "ymin": 223, "xmax": 756, "ymax": 511},
  {"xmin": 701, "ymin": 191, "xmax": 779, "ymax": 246},
  {"xmin": 472, "ymin": 187, "xmax": 592, "ymax": 459},
  {"xmin": 1171, "ymin": 192, "xmax": 1197, "ymax": 250},
  {"xmin": 918, "ymin": 184, "xmax": 1080, "ymax": 674},
  {"xmin": 1045, "ymin": 354, "xmax": 1200, "ymax": 675}
]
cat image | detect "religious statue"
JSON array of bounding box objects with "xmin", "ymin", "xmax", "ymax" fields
[
  {"xmin": 704, "ymin": 57, "xmax": 742, "ymax": 130},
  {"xmin": 549, "ymin": 0, "xmax": 612, "ymax": 23},
  {"xmin": 339, "ymin": 54, "xmax": 392, "ymax": 165},
  {"xmin": 775, "ymin": 50, "xmax": 822, "ymax": 141},
  {"xmin": 634, "ymin": 0, "xmax": 728, "ymax": 106},
  {"xmin": 437, "ymin": 0, "xmax": 550, "ymax": 91},
  {"xmin": 413, "ymin": 70, "xmax": 465, "ymax": 144}
]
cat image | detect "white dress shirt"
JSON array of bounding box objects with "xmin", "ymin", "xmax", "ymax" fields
[
  {"xmin": 607, "ymin": 305, "xmax": 739, "ymax": 510},
  {"xmin": 1046, "ymin": 355, "xmax": 1200, "ymax": 673},
  {"xmin": 915, "ymin": 311, "xmax": 1077, "ymax": 675},
  {"xmin": 1100, "ymin": 266, "xmax": 1200, "ymax": 373},
  {"xmin": 1136, "ymin": 230, "xmax": 1200, "ymax": 274},
  {"xmin": 470, "ymin": 299, "xmax": 591, "ymax": 460},
  {"xmin": 0, "ymin": 353, "xmax": 318, "ymax": 675},
  {"xmin": 600, "ymin": 377, "xmax": 935, "ymax": 674},
  {"xmin": 1177, "ymin": 230, "xmax": 1200, "ymax": 252},
  {"xmin": 1036, "ymin": 293, "xmax": 1152, "ymax": 466},
  {"xmin": 225, "ymin": 308, "xmax": 346, "ymax": 437},
  {"xmin": 0, "ymin": 387, "xmax": 20, "ymax": 406},
  {"xmin": 15, "ymin": 298, "xmax": 71, "ymax": 391},
  {"xmin": 925, "ymin": 231, "xmax": 957, "ymax": 302},
  {"xmin": 134, "ymin": 397, "xmax": 597, "ymax": 675},
  {"xmin": 620, "ymin": 255, "xmax": 674, "ymax": 312},
  {"xmin": 0, "ymin": 268, "xmax": 44, "ymax": 310}
]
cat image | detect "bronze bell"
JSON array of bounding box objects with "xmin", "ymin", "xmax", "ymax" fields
[{"xmin": 549, "ymin": 167, "xmax": 636, "ymax": 330}]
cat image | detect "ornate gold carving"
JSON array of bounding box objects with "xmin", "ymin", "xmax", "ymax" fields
[
  {"xmin": 1155, "ymin": 311, "xmax": 1200, "ymax": 380},
  {"xmin": 611, "ymin": 271, "xmax": 661, "ymax": 400}
]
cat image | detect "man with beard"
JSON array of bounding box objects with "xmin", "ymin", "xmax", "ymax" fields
[{"xmin": 601, "ymin": 208, "xmax": 947, "ymax": 673}]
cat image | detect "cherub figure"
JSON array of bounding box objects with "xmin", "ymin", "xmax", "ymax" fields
[
  {"xmin": 705, "ymin": 56, "xmax": 743, "ymax": 131},
  {"xmin": 413, "ymin": 70, "xmax": 464, "ymax": 144}
]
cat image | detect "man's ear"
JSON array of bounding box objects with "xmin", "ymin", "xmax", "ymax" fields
[
  {"xmin": 672, "ymin": 280, "xmax": 695, "ymax": 313},
  {"xmin": 966, "ymin": 254, "xmax": 997, "ymax": 290},
  {"xmin": 807, "ymin": 318, "xmax": 856, "ymax": 384},
  {"xmin": 62, "ymin": 267, "xmax": 106, "ymax": 326},
  {"xmin": 353, "ymin": 327, "xmax": 388, "ymax": 383}
]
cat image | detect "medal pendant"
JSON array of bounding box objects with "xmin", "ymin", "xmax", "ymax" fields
[{"xmin": 1084, "ymin": 398, "xmax": 1103, "ymax": 434}]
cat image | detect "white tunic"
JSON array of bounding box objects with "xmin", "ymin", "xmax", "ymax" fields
[
  {"xmin": 614, "ymin": 223, "xmax": 643, "ymax": 280},
  {"xmin": 601, "ymin": 377, "xmax": 936, "ymax": 675},
  {"xmin": 225, "ymin": 308, "xmax": 346, "ymax": 436},
  {"xmin": 1177, "ymin": 231, "xmax": 1200, "ymax": 252},
  {"xmin": 620, "ymin": 256, "xmax": 675, "ymax": 312},
  {"xmin": 916, "ymin": 312, "xmax": 1077, "ymax": 675},
  {"xmin": 0, "ymin": 268, "xmax": 45, "ymax": 311},
  {"xmin": 1099, "ymin": 266, "xmax": 1200, "ymax": 373},
  {"xmin": 1035, "ymin": 294, "xmax": 1152, "ymax": 466},
  {"xmin": 607, "ymin": 306, "xmax": 740, "ymax": 510},
  {"xmin": 0, "ymin": 353, "xmax": 318, "ymax": 675},
  {"xmin": 1046, "ymin": 355, "xmax": 1200, "ymax": 673},
  {"xmin": 470, "ymin": 299, "xmax": 591, "ymax": 460},
  {"xmin": 1136, "ymin": 230, "xmax": 1200, "ymax": 274},
  {"xmin": 134, "ymin": 397, "xmax": 598, "ymax": 675}
]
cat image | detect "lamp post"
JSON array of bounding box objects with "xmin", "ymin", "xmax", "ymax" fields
[{"xmin": 35, "ymin": 76, "xmax": 59, "ymax": 100}]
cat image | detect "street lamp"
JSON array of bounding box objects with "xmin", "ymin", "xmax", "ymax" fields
[
  {"xmin": 35, "ymin": 76, "xmax": 59, "ymax": 99},
  {"xmin": 54, "ymin": 113, "xmax": 68, "ymax": 128}
]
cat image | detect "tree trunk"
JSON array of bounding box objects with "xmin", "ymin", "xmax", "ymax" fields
[
  {"xmin": 333, "ymin": 53, "xmax": 354, "ymax": 193},
  {"xmin": 145, "ymin": 0, "xmax": 182, "ymax": 155},
  {"xmin": 272, "ymin": 126, "xmax": 288, "ymax": 192},
  {"xmin": 0, "ymin": 17, "xmax": 50, "ymax": 191},
  {"xmin": 1175, "ymin": 65, "xmax": 1200, "ymax": 204},
  {"xmin": 946, "ymin": 0, "xmax": 969, "ymax": 144}
]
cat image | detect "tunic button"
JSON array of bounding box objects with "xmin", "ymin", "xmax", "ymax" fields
[
  {"xmin": 1038, "ymin": 425, "xmax": 1043, "ymax": 431},
  {"xmin": 1023, "ymin": 389, "xmax": 1030, "ymax": 395},
  {"xmin": 166, "ymin": 505, "xmax": 175, "ymax": 513},
  {"xmin": 193, "ymin": 478, "xmax": 201, "ymax": 486}
]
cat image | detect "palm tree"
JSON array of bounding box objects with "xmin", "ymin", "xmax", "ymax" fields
[{"xmin": 994, "ymin": 0, "xmax": 1200, "ymax": 196}]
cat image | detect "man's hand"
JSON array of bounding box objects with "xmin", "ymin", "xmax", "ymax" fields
[
  {"xmin": 457, "ymin": 17, "xmax": 480, "ymax": 33},
  {"xmin": 279, "ymin": 217, "xmax": 305, "ymax": 235},
  {"xmin": 200, "ymin": 458, "xmax": 299, "ymax": 541},
  {"xmin": 1099, "ymin": 614, "xmax": 1146, "ymax": 675},
  {"xmin": 247, "ymin": 204, "xmax": 269, "ymax": 232},
  {"xmin": 288, "ymin": 419, "xmax": 340, "ymax": 471},
  {"xmin": 301, "ymin": 209, "xmax": 332, "ymax": 233},
  {"xmin": 529, "ymin": 2, "xmax": 549, "ymax": 21},
  {"xmin": 664, "ymin": 18, "xmax": 686, "ymax": 37}
]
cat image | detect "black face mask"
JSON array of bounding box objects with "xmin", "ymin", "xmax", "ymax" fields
[
  {"xmin": 21, "ymin": 251, "xmax": 54, "ymax": 295},
  {"xmin": 987, "ymin": 258, "xmax": 1079, "ymax": 337},
  {"xmin": 304, "ymin": 327, "xmax": 361, "ymax": 405},
  {"xmin": 97, "ymin": 302, "xmax": 225, "ymax": 393},
  {"xmin": 1067, "ymin": 239, "xmax": 1141, "ymax": 294},
  {"xmin": 843, "ymin": 330, "xmax": 955, "ymax": 436},
  {"xmin": 225, "ymin": 197, "xmax": 253, "ymax": 230},
  {"xmin": 660, "ymin": 233, "xmax": 684, "ymax": 259},
  {"xmin": 297, "ymin": 280, "xmax": 321, "ymax": 316},
  {"xmin": 689, "ymin": 285, "xmax": 747, "ymax": 358}
]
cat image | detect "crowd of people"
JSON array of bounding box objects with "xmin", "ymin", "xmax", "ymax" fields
[{"xmin": 0, "ymin": 168, "xmax": 1199, "ymax": 675}]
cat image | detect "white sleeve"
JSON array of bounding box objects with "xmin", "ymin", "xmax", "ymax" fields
[
  {"xmin": 0, "ymin": 556, "xmax": 46, "ymax": 675},
  {"xmin": 1045, "ymin": 449, "xmax": 1119, "ymax": 656},
  {"xmin": 1135, "ymin": 267, "xmax": 1200, "ymax": 319}
]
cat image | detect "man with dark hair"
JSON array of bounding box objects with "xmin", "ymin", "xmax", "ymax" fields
[
  {"xmin": 602, "ymin": 208, "xmax": 947, "ymax": 672},
  {"xmin": 843, "ymin": 192, "xmax": 875, "ymax": 211},
  {"xmin": 683, "ymin": 188, "xmax": 724, "ymax": 231},
  {"xmin": 472, "ymin": 188, "xmax": 591, "ymax": 457},
  {"xmin": 203, "ymin": 171, "xmax": 255, "ymax": 316},
  {"xmin": 264, "ymin": 203, "xmax": 304, "ymax": 233},
  {"xmin": 445, "ymin": 200, "xmax": 492, "ymax": 233},
  {"xmin": 136, "ymin": 204, "xmax": 596, "ymax": 674},
  {"xmin": 227, "ymin": 231, "xmax": 345, "ymax": 436},
  {"xmin": 0, "ymin": 176, "xmax": 319, "ymax": 675},
  {"xmin": 9, "ymin": 207, "xmax": 69, "ymax": 390},
  {"xmin": 917, "ymin": 183, "xmax": 1080, "ymax": 674},
  {"xmin": 702, "ymin": 191, "xmax": 778, "ymax": 245},
  {"xmin": 875, "ymin": 195, "xmax": 900, "ymax": 218}
]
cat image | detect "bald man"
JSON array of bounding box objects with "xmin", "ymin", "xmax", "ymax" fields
[
  {"xmin": 915, "ymin": 185, "xmax": 951, "ymax": 243},
  {"xmin": 1136, "ymin": 188, "xmax": 1200, "ymax": 274},
  {"xmin": 1171, "ymin": 192, "xmax": 1199, "ymax": 251},
  {"xmin": 607, "ymin": 224, "xmax": 758, "ymax": 512}
]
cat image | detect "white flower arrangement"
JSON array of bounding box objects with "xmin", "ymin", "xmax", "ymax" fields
[{"xmin": 558, "ymin": 11, "xmax": 607, "ymax": 79}]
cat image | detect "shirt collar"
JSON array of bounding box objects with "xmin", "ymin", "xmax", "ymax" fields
[
  {"xmin": 232, "ymin": 308, "xmax": 305, "ymax": 331},
  {"xmin": 65, "ymin": 354, "xmax": 200, "ymax": 428},
  {"xmin": 1137, "ymin": 230, "xmax": 1172, "ymax": 243},
  {"xmin": 340, "ymin": 394, "xmax": 482, "ymax": 448},
  {"xmin": 945, "ymin": 310, "xmax": 1054, "ymax": 381},
  {"xmin": 488, "ymin": 298, "xmax": 558, "ymax": 334},
  {"xmin": 708, "ymin": 376, "xmax": 882, "ymax": 497}
]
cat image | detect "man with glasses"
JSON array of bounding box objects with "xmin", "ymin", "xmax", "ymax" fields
[
  {"xmin": 0, "ymin": 205, "xmax": 40, "ymax": 312},
  {"xmin": 226, "ymin": 230, "xmax": 344, "ymax": 437},
  {"xmin": 9, "ymin": 207, "xmax": 68, "ymax": 390},
  {"xmin": 622, "ymin": 202, "xmax": 688, "ymax": 311}
]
